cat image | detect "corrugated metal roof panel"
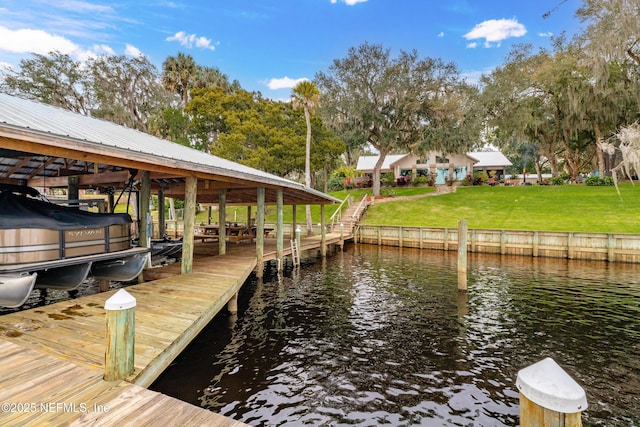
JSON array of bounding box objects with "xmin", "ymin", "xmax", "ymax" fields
[{"xmin": 0, "ymin": 93, "xmax": 339, "ymax": 204}]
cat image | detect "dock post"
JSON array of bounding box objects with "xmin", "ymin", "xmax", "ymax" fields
[
  {"xmin": 104, "ymin": 289, "xmax": 136, "ymax": 381},
  {"xmin": 256, "ymin": 187, "xmax": 265, "ymax": 279},
  {"xmin": 457, "ymin": 220, "xmax": 468, "ymax": 292},
  {"xmin": 227, "ymin": 293, "xmax": 238, "ymax": 314},
  {"xmin": 218, "ymin": 189, "xmax": 226, "ymax": 256},
  {"xmin": 181, "ymin": 175, "xmax": 197, "ymax": 274},
  {"xmin": 340, "ymin": 223, "xmax": 344, "ymax": 250},
  {"xmin": 276, "ymin": 189, "xmax": 284, "ymax": 272},
  {"xmin": 320, "ymin": 204, "xmax": 327, "ymax": 258},
  {"xmin": 516, "ymin": 357, "xmax": 587, "ymax": 427},
  {"xmin": 295, "ymin": 226, "xmax": 302, "ymax": 264}
]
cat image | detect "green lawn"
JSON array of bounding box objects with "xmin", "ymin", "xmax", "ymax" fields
[
  {"xmin": 361, "ymin": 183, "xmax": 640, "ymax": 234},
  {"xmin": 155, "ymin": 183, "xmax": 639, "ymax": 234}
]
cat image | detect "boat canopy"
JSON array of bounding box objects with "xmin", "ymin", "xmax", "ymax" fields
[{"xmin": 0, "ymin": 191, "xmax": 132, "ymax": 230}]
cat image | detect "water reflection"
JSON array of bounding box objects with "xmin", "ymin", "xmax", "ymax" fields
[{"xmin": 152, "ymin": 245, "xmax": 640, "ymax": 426}]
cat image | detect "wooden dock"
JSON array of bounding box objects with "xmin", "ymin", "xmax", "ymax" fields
[
  {"xmin": 0, "ymin": 232, "xmax": 347, "ymax": 425},
  {"xmin": 0, "ymin": 340, "xmax": 246, "ymax": 426}
]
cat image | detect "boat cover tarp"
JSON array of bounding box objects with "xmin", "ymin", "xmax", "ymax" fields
[{"xmin": 0, "ymin": 191, "xmax": 132, "ymax": 230}]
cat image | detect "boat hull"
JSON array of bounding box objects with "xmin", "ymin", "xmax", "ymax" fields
[
  {"xmin": 91, "ymin": 253, "xmax": 147, "ymax": 282},
  {"xmin": 35, "ymin": 262, "xmax": 92, "ymax": 290},
  {"xmin": 0, "ymin": 272, "xmax": 37, "ymax": 308}
]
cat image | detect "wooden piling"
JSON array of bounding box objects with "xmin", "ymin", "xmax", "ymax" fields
[
  {"xmin": 457, "ymin": 220, "xmax": 468, "ymax": 292},
  {"xmin": 227, "ymin": 292, "xmax": 238, "ymax": 314},
  {"xmin": 277, "ymin": 189, "xmax": 284, "ymax": 271},
  {"xmin": 219, "ymin": 188, "xmax": 227, "ymax": 256},
  {"xmin": 321, "ymin": 204, "xmax": 327, "ymax": 257},
  {"xmin": 516, "ymin": 357, "xmax": 587, "ymax": 427},
  {"xmin": 256, "ymin": 187, "xmax": 265, "ymax": 278},
  {"xmin": 104, "ymin": 289, "xmax": 136, "ymax": 381},
  {"xmin": 181, "ymin": 175, "xmax": 197, "ymax": 274}
]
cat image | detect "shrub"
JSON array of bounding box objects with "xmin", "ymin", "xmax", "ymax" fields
[
  {"xmin": 412, "ymin": 176, "xmax": 428, "ymax": 186},
  {"xmin": 473, "ymin": 171, "xmax": 488, "ymax": 186},
  {"xmin": 585, "ymin": 176, "xmax": 614, "ymax": 186},
  {"xmin": 381, "ymin": 172, "xmax": 396, "ymax": 187},
  {"xmin": 549, "ymin": 176, "xmax": 565, "ymax": 185},
  {"xmin": 327, "ymin": 175, "xmax": 344, "ymax": 191}
]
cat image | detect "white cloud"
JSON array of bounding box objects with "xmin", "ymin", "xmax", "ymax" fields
[
  {"xmin": 92, "ymin": 44, "xmax": 115, "ymax": 56},
  {"xmin": 0, "ymin": 25, "xmax": 146, "ymax": 66},
  {"xmin": 0, "ymin": 25, "xmax": 78, "ymax": 54},
  {"xmin": 267, "ymin": 76, "xmax": 308, "ymax": 90},
  {"xmin": 166, "ymin": 31, "xmax": 216, "ymax": 50},
  {"xmin": 464, "ymin": 18, "xmax": 526, "ymax": 47},
  {"xmin": 52, "ymin": 0, "xmax": 113, "ymax": 14},
  {"xmin": 125, "ymin": 44, "xmax": 143, "ymax": 57},
  {"xmin": 538, "ymin": 32, "xmax": 553, "ymax": 38},
  {"xmin": 466, "ymin": 42, "xmax": 477, "ymax": 49},
  {"xmin": 438, "ymin": 32, "xmax": 445, "ymax": 38},
  {"xmin": 331, "ymin": 0, "xmax": 367, "ymax": 5}
]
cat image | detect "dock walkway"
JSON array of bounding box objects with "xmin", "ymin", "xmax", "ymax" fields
[{"xmin": 0, "ymin": 252, "xmax": 256, "ymax": 425}]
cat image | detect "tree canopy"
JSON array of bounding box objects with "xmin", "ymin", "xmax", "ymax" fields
[
  {"xmin": 315, "ymin": 42, "xmax": 479, "ymax": 195},
  {"xmin": 187, "ymin": 86, "xmax": 344, "ymax": 179}
]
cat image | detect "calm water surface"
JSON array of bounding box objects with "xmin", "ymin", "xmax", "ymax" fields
[{"xmin": 146, "ymin": 244, "xmax": 640, "ymax": 426}]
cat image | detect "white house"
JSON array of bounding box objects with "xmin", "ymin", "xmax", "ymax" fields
[
  {"xmin": 467, "ymin": 151, "xmax": 513, "ymax": 178},
  {"xmin": 356, "ymin": 150, "xmax": 512, "ymax": 185}
]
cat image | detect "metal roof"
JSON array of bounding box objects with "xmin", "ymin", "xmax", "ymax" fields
[
  {"xmin": 0, "ymin": 93, "xmax": 339, "ymax": 205},
  {"xmin": 467, "ymin": 151, "xmax": 513, "ymax": 168},
  {"xmin": 356, "ymin": 154, "xmax": 408, "ymax": 172}
]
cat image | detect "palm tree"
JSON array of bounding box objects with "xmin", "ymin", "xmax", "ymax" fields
[
  {"xmin": 161, "ymin": 53, "xmax": 197, "ymax": 106},
  {"xmin": 194, "ymin": 66, "xmax": 231, "ymax": 92},
  {"xmin": 291, "ymin": 80, "xmax": 321, "ymax": 236}
]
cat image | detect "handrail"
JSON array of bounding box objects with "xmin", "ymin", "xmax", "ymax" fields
[
  {"xmin": 341, "ymin": 194, "xmax": 369, "ymax": 231},
  {"xmin": 330, "ymin": 195, "xmax": 352, "ymax": 230}
]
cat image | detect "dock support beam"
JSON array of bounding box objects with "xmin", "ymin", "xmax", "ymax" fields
[
  {"xmin": 218, "ymin": 189, "xmax": 227, "ymax": 256},
  {"xmin": 104, "ymin": 289, "xmax": 136, "ymax": 381},
  {"xmin": 158, "ymin": 187, "xmax": 166, "ymax": 238},
  {"xmin": 276, "ymin": 189, "xmax": 284, "ymax": 272},
  {"xmin": 256, "ymin": 187, "xmax": 265, "ymax": 278},
  {"xmin": 292, "ymin": 205, "xmax": 297, "ymax": 240},
  {"xmin": 517, "ymin": 357, "xmax": 587, "ymax": 427},
  {"xmin": 139, "ymin": 170, "xmax": 151, "ymax": 278},
  {"xmin": 321, "ymin": 204, "xmax": 327, "ymax": 257},
  {"xmin": 181, "ymin": 176, "xmax": 197, "ymax": 274},
  {"xmin": 457, "ymin": 220, "xmax": 468, "ymax": 292},
  {"xmin": 68, "ymin": 176, "xmax": 79, "ymax": 208},
  {"xmin": 227, "ymin": 292, "xmax": 238, "ymax": 314}
]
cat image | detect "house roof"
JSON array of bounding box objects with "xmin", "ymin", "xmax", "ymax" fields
[
  {"xmin": 0, "ymin": 93, "xmax": 339, "ymax": 205},
  {"xmin": 356, "ymin": 154, "xmax": 408, "ymax": 171},
  {"xmin": 468, "ymin": 151, "xmax": 513, "ymax": 168}
]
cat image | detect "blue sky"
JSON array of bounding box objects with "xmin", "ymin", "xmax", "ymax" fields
[{"xmin": 0, "ymin": 0, "xmax": 583, "ymax": 100}]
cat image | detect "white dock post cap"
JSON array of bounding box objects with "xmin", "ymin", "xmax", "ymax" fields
[
  {"xmin": 104, "ymin": 289, "xmax": 137, "ymax": 311},
  {"xmin": 516, "ymin": 357, "xmax": 588, "ymax": 413}
]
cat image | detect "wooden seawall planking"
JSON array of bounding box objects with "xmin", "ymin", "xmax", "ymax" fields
[{"xmin": 0, "ymin": 233, "xmax": 349, "ymax": 425}]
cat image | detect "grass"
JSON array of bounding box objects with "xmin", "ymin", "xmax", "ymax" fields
[
  {"xmin": 128, "ymin": 183, "xmax": 639, "ymax": 234},
  {"xmin": 361, "ymin": 183, "xmax": 640, "ymax": 234}
]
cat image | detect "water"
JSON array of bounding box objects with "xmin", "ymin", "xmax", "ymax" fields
[{"xmin": 150, "ymin": 244, "xmax": 640, "ymax": 426}]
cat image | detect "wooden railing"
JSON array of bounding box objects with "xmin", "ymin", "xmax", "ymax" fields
[
  {"xmin": 348, "ymin": 195, "xmax": 370, "ymax": 229},
  {"xmin": 329, "ymin": 195, "xmax": 352, "ymax": 231}
]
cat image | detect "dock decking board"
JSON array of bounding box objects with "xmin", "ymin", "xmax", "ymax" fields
[
  {"xmin": 0, "ymin": 233, "xmax": 348, "ymax": 425},
  {"xmin": 0, "ymin": 341, "xmax": 246, "ymax": 426}
]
